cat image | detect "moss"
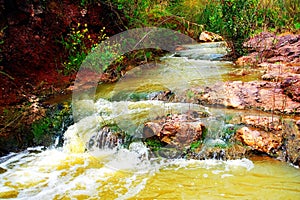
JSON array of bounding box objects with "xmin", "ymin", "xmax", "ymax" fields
[
  {"xmin": 31, "ymin": 102, "xmax": 73, "ymax": 146},
  {"xmin": 144, "ymin": 137, "xmax": 165, "ymax": 151},
  {"xmin": 190, "ymin": 140, "xmax": 202, "ymax": 151}
]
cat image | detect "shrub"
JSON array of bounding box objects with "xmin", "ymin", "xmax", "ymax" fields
[{"xmin": 61, "ymin": 24, "xmax": 108, "ymax": 74}]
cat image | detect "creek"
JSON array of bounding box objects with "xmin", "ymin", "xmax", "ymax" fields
[{"xmin": 1, "ymin": 42, "xmax": 299, "ymax": 199}]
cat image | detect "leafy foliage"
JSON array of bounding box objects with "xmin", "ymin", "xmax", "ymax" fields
[
  {"xmin": 107, "ymin": 0, "xmax": 299, "ymax": 56},
  {"xmin": 61, "ymin": 24, "xmax": 108, "ymax": 74},
  {"xmin": 190, "ymin": 140, "xmax": 201, "ymax": 151}
]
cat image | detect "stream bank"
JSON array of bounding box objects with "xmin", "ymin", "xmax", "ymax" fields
[
  {"xmin": 0, "ymin": 0, "xmax": 127, "ymax": 155},
  {"xmin": 0, "ymin": 4, "xmax": 299, "ymax": 168},
  {"xmin": 164, "ymin": 31, "xmax": 300, "ymax": 167}
]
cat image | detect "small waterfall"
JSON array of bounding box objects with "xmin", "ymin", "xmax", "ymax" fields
[{"xmin": 87, "ymin": 127, "xmax": 122, "ymax": 150}]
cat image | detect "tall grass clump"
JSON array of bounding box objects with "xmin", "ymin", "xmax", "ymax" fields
[{"xmin": 108, "ymin": 0, "xmax": 299, "ymax": 56}]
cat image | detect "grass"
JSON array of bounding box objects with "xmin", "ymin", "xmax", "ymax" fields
[
  {"xmin": 108, "ymin": 0, "xmax": 299, "ymax": 56},
  {"xmin": 59, "ymin": 0, "xmax": 299, "ymax": 75}
]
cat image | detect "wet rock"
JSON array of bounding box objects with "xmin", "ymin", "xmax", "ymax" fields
[
  {"xmin": 151, "ymin": 90, "xmax": 175, "ymax": 102},
  {"xmin": 143, "ymin": 113, "xmax": 204, "ymax": 149},
  {"xmin": 296, "ymin": 120, "xmax": 300, "ymax": 129},
  {"xmin": 235, "ymin": 127, "xmax": 282, "ymax": 154},
  {"xmin": 0, "ymin": 167, "xmax": 7, "ymax": 174},
  {"xmin": 194, "ymin": 81, "xmax": 300, "ymax": 114},
  {"xmin": 282, "ymin": 81, "xmax": 300, "ymax": 102},
  {"xmin": 188, "ymin": 144, "xmax": 251, "ymax": 160},
  {"xmin": 280, "ymin": 121, "xmax": 300, "ymax": 167},
  {"xmin": 87, "ymin": 127, "xmax": 122, "ymax": 150},
  {"xmin": 241, "ymin": 115, "xmax": 282, "ymax": 131},
  {"xmin": 234, "ymin": 119, "xmax": 300, "ymax": 167},
  {"xmin": 199, "ymin": 31, "xmax": 223, "ymax": 42}
]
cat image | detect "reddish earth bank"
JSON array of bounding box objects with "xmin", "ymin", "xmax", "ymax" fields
[
  {"xmin": 0, "ymin": 0, "xmax": 125, "ymax": 154},
  {"xmin": 0, "ymin": 0, "xmax": 125, "ymax": 107}
]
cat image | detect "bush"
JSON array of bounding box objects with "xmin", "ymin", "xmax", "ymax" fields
[
  {"xmin": 61, "ymin": 23, "xmax": 108, "ymax": 74},
  {"xmin": 193, "ymin": 0, "xmax": 299, "ymax": 56}
]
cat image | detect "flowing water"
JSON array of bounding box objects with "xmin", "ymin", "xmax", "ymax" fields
[{"xmin": 1, "ymin": 42, "xmax": 300, "ymax": 199}]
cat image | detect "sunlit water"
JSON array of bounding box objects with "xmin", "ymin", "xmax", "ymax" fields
[{"xmin": 1, "ymin": 42, "xmax": 299, "ymax": 199}]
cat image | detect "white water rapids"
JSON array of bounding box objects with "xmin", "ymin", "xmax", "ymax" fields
[{"xmin": 1, "ymin": 42, "xmax": 299, "ymax": 199}]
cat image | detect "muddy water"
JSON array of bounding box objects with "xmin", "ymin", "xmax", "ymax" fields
[
  {"xmin": 1, "ymin": 42, "xmax": 299, "ymax": 199},
  {"xmin": 0, "ymin": 148, "xmax": 299, "ymax": 199}
]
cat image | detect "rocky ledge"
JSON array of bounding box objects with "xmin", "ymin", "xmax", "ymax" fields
[
  {"xmin": 142, "ymin": 111, "xmax": 300, "ymax": 166},
  {"xmin": 149, "ymin": 31, "xmax": 300, "ymax": 167},
  {"xmin": 191, "ymin": 32, "xmax": 300, "ymax": 114}
]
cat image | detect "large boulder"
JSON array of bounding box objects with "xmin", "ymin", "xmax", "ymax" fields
[
  {"xmin": 143, "ymin": 113, "xmax": 204, "ymax": 149},
  {"xmin": 235, "ymin": 127, "xmax": 282, "ymax": 154},
  {"xmin": 236, "ymin": 116, "xmax": 300, "ymax": 167}
]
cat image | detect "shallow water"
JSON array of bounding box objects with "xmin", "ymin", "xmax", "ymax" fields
[
  {"xmin": 0, "ymin": 147, "xmax": 299, "ymax": 199},
  {"xmin": 2, "ymin": 42, "xmax": 299, "ymax": 199}
]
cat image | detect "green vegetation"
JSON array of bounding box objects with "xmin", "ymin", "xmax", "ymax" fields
[
  {"xmin": 190, "ymin": 140, "xmax": 201, "ymax": 151},
  {"xmin": 32, "ymin": 103, "xmax": 73, "ymax": 146},
  {"xmin": 84, "ymin": 39, "xmax": 124, "ymax": 73},
  {"xmin": 144, "ymin": 137, "xmax": 165, "ymax": 151},
  {"xmin": 61, "ymin": 23, "xmax": 109, "ymax": 74},
  {"xmin": 60, "ymin": 0, "xmax": 299, "ymax": 74},
  {"xmin": 195, "ymin": 0, "xmax": 299, "ymax": 55},
  {"xmin": 107, "ymin": 0, "xmax": 299, "ymax": 56}
]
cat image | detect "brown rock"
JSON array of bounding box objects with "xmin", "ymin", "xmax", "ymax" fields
[
  {"xmin": 243, "ymin": 32, "xmax": 276, "ymax": 52},
  {"xmin": 194, "ymin": 81, "xmax": 300, "ymax": 114},
  {"xmin": 281, "ymin": 121, "xmax": 300, "ymax": 167},
  {"xmin": 236, "ymin": 127, "xmax": 282, "ymax": 153},
  {"xmin": 235, "ymin": 54, "xmax": 258, "ymax": 66},
  {"xmin": 241, "ymin": 115, "xmax": 283, "ymax": 131},
  {"xmin": 143, "ymin": 114, "xmax": 204, "ymax": 149},
  {"xmin": 239, "ymin": 32, "xmax": 300, "ymax": 66},
  {"xmin": 283, "ymin": 81, "xmax": 300, "ymax": 102},
  {"xmin": 199, "ymin": 31, "xmax": 223, "ymax": 42}
]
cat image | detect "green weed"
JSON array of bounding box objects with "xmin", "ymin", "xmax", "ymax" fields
[
  {"xmin": 61, "ymin": 24, "xmax": 109, "ymax": 74},
  {"xmin": 190, "ymin": 140, "xmax": 201, "ymax": 151},
  {"xmin": 144, "ymin": 137, "xmax": 165, "ymax": 151}
]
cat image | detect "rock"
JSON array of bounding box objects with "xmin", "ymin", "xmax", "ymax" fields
[
  {"xmin": 87, "ymin": 127, "xmax": 121, "ymax": 150},
  {"xmin": 235, "ymin": 54, "xmax": 258, "ymax": 66},
  {"xmin": 238, "ymin": 32, "xmax": 300, "ymax": 66},
  {"xmin": 261, "ymin": 73, "xmax": 277, "ymax": 81},
  {"xmin": 243, "ymin": 32, "xmax": 276, "ymax": 52},
  {"xmin": 187, "ymin": 143, "xmax": 251, "ymax": 160},
  {"xmin": 194, "ymin": 81, "xmax": 300, "ymax": 114},
  {"xmin": 0, "ymin": 167, "xmax": 7, "ymax": 174},
  {"xmin": 235, "ymin": 120, "xmax": 300, "ymax": 167},
  {"xmin": 296, "ymin": 120, "xmax": 300, "ymax": 129},
  {"xmin": 283, "ymin": 81, "xmax": 300, "ymax": 102},
  {"xmin": 235, "ymin": 127, "xmax": 282, "ymax": 154},
  {"xmin": 199, "ymin": 31, "xmax": 223, "ymax": 42},
  {"xmin": 143, "ymin": 113, "xmax": 204, "ymax": 149},
  {"xmin": 281, "ymin": 121, "xmax": 300, "ymax": 167},
  {"xmin": 241, "ymin": 115, "xmax": 282, "ymax": 131}
]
